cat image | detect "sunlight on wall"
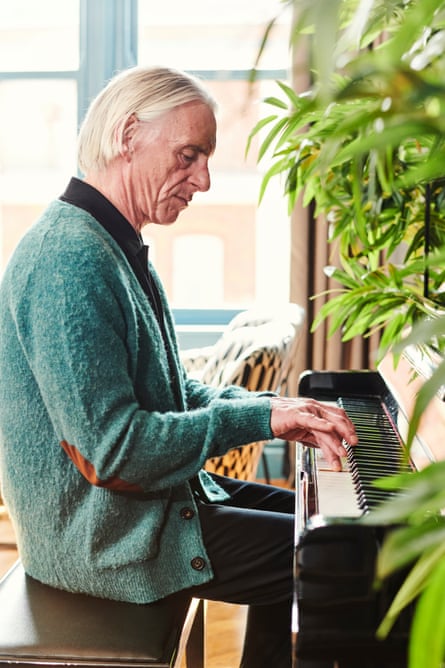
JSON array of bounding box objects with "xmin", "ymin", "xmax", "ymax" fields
[{"xmin": 172, "ymin": 235, "xmax": 224, "ymax": 306}]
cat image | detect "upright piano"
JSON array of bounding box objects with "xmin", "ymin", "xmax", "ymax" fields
[{"xmin": 293, "ymin": 347, "xmax": 445, "ymax": 668}]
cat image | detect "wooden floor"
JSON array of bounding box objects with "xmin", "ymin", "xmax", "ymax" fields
[
  {"xmin": 0, "ymin": 508, "xmax": 17, "ymax": 575},
  {"xmin": 194, "ymin": 602, "xmax": 248, "ymax": 668}
]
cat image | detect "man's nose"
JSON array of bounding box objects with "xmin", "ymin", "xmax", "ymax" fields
[{"xmin": 192, "ymin": 161, "xmax": 211, "ymax": 192}]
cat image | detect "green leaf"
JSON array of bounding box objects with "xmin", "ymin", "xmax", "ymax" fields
[
  {"xmin": 258, "ymin": 156, "xmax": 292, "ymax": 203},
  {"xmin": 406, "ymin": 361, "xmax": 445, "ymax": 449},
  {"xmin": 261, "ymin": 96, "xmax": 289, "ymax": 111},
  {"xmin": 394, "ymin": 315, "xmax": 445, "ymax": 353},
  {"xmin": 378, "ymin": 312, "xmax": 407, "ymax": 351},
  {"xmin": 245, "ymin": 115, "xmax": 277, "ymax": 157},
  {"xmin": 257, "ymin": 117, "xmax": 290, "ymax": 162},
  {"xmin": 363, "ymin": 462, "xmax": 445, "ymax": 526},
  {"xmin": 376, "ymin": 519, "xmax": 445, "ymax": 579},
  {"xmin": 409, "ymin": 558, "xmax": 445, "ymax": 668},
  {"xmin": 377, "ymin": 541, "xmax": 445, "ymax": 639},
  {"xmin": 275, "ymin": 80, "xmax": 302, "ymax": 109}
]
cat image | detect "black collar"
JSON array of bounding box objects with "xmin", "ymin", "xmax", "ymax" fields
[
  {"xmin": 60, "ymin": 177, "xmax": 145, "ymax": 259},
  {"xmin": 59, "ymin": 177, "xmax": 163, "ymax": 323}
]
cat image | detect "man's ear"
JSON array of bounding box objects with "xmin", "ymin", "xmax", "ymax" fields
[{"xmin": 115, "ymin": 113, "xmax": 138, "ymax": 159}]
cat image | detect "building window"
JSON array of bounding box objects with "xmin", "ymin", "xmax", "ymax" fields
[
  {"xmin": 172, "ymin": 235, "xmax": 224, "ymax": 306},
  {"xmin": 0, "ymin": 0, "xmax": 80, "ymax": 272},
  {"xmin": 1, "ymin": 0, "xmax": 291, "ymax": 316},
  {"xmin": 137, "ymin": 0, "xmax": 292, "ymax": 309}
]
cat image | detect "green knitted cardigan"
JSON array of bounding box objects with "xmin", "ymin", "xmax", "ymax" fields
[{"xmin": 0, "ymin": 200, "xmax": 274, "ymax": 603}]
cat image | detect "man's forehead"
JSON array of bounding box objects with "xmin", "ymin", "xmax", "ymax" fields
[{"xmin": 170, "ymin": 104, "xmax": 216, "ymax": 154}]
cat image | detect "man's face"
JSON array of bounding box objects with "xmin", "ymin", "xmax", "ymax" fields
[{"xmin": 127, "ymin": 101, "xmax": 216, "ymax": 226}]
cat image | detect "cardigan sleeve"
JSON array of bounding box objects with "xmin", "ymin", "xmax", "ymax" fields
[
  {"xmin": 153, "ymin": 269, "xmax": 276, "ymax": 411},
  {"xmin": 10, "ymin": 215, "xmax": 274, "ymax": 494},
  {"xmin": 183, "ymin": 372, "xmax": 275, "ymax": 408}
]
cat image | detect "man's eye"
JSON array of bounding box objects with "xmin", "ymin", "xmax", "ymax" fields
[{"xmin": 181, "ymin": 152, "xmax": 195, "ymax": 163}]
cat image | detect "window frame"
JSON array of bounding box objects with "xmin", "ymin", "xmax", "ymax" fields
[{"xmin": 0, "ymin": 0, "xmax": 289, "ymax": 334}]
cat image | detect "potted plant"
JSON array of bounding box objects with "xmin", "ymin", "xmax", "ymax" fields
[
  {"xmin": 249, "ymin": 1, "xmax": 445, "ymax": 665},
  {"xmin": 248, "ymin": 0, "xmax": 445, "ymax": 361}
]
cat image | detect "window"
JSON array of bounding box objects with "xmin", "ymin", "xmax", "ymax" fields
[
  {"xmin": 138, "ymin": 0, "xmax": 292, "ymax": 309},
  {"xmin": 0, "ymin": 1, "xmax": 79, "ymax": 72},
  {"xmin": 173, "ymin": 235, "xmax": 224, "ymax": 305},
  {"xmin": 1, "ymin": 0, "xmax": 292, "ymax": 316},
  {"xmin": 0, "ymin": 1, "xmax": 80, "ymax": 270}
]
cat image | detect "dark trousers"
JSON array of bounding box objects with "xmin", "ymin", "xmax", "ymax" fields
[{"xmin": 187, "ymin": 474, "xmax": 295, "ymax": 668}]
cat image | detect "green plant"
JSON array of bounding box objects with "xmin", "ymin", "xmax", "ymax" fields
[
  {"xmin": 249, "ymin": 1, "xmax": 445, "ymax": 666},
  {"xmin": 248, "ymin": 0, "xmax": 445, "ymax": 361},
  {"xmin": 359, "ymin": 314, "xmax": 445, "ymax": 668},
  {"xmin": 362, "ymin": 456, "xmax": 445, "ymax": 667}
]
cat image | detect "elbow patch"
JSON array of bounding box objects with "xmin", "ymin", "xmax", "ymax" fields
[{"xmin": 60, "ymin": 440, "xmax": 145, "ymax": 494}]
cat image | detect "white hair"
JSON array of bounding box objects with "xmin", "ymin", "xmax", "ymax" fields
[{"xmin": 77, "ymin": 66, "xmax": 217, "ymax": 174}]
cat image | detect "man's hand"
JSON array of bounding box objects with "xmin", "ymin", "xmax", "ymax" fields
[{"xmin": 270, "ymin": 396, "xmax": 358, "ymax": 472}]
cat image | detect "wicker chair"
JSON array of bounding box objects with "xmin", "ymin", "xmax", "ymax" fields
[{"xmin": 181, "ymin": 303, "xmax": 305, "ymax": 481}]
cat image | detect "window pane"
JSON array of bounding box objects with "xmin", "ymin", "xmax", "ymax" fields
[
  {"xmin": 137, "ymin": 3, "xmax": 292, "ymax": 310},
  {"xmin": 141, "ymin": 76, "xmax": 290, "ymax": 310},
  {"xmin": 173, "ymin": 235, "xmax": 224, "ymax": 306},
  {"xmin": 0, "ymin": 1, "xmax": 79, "ymax": 71},
  {"xmin": 138, "ymin": 0, "xmax": 291, "ymax": 71},
  {"xmin": 0, "ymin": 79, "xmax": 77, "ymax": 271}
]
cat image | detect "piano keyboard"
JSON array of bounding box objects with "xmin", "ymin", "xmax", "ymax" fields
[
  {"xmin": 311, "ymin": 395, "xmax": 413, "ymax": 519},
  {"xmin": 339, "ymin": 395, "xmax": 412, "ymax": 513}
]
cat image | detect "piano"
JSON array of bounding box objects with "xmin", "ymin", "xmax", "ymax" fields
[{"xmin": 293, "ymin": 347, "xmax": 445, "ymax": 668}]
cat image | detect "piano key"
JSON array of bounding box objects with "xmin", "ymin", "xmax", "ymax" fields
[
  {"xmin": 337, "ymin": 395, "xmax": 413, "ymax": 512},
  {"xmin": 316, "ymin": 470, "xmax": 362, "ymax": 517}
]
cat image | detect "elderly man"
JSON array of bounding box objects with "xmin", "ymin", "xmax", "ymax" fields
[{"xmin": 0, "ymin": 66, "xmax": 356, "ymax": 668}]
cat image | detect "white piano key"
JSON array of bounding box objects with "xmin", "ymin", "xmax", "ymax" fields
[{"xmin": 316, "ymin": 469, "xmax": 362, "ymax": 518}]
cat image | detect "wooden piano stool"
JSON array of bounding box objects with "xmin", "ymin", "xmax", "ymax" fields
[{"xmin": 0, "ymin": 560, "xmax": 206, "ymax": 668}]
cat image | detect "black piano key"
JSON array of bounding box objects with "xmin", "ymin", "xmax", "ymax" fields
[{"xmin": 338, "ymin": 395, "xmax": 411, "ymax": 511}]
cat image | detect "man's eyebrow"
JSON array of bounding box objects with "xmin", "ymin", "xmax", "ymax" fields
[{"xmin": 185, "ymin": 142, "xmax": 216, "ymax": 157}]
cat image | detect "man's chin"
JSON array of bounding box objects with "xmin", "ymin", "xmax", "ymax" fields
[
  {"xmin": 156, "ymin": 213, "xmax": 181, "ymax": 226},
  {"xmin": 149, "ymin": 200, "xmax": 186, "ymax": 225},
  {"xmin": 147, "ymin": 209, "xmax": 182, "ymax": 226},
  {"xmin": 166, "ymin": 203, "xmax": 187, "ymax": 223}
]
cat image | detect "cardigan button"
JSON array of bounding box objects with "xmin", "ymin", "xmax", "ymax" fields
[
  {"xmin": 180, "ymin": 507, "xmax": 195, "ymax": 520},
  {"xmin": 191, "ymin": 557, "xmax": 206, "ymax": 571}
]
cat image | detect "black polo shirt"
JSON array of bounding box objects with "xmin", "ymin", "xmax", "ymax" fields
[{"xmin": 59, "ymin": 177, "xmax": 164, "ymax": 324}]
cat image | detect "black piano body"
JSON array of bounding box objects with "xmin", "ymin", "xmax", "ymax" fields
[{"xmin": 293, "ymin": 350, "xmax": 445, "ymax": 668}]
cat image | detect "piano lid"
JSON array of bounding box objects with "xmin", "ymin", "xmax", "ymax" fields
[{"xmin": 378, "ymin": 345, "xmax": 445, "ymax": 468}]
